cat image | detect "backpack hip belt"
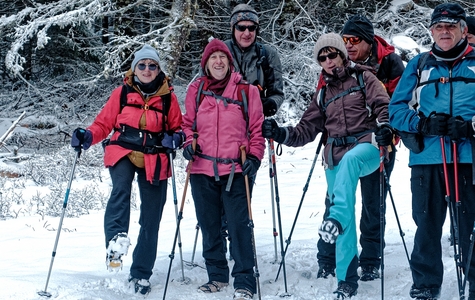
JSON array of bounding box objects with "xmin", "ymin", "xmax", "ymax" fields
[{"xmin": 196, "ymin": 152, "xmax": 241, "ymax": 192}]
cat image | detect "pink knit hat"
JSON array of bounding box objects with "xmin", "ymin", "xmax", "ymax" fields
[{"xmin": 200, "ymin": 39, "xmax": 233, "ymax": 72}]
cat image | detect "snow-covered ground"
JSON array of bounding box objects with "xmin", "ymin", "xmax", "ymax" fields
[{"xmin": 0, "ymin": 138, "xmax": 463, "ymax": 299}]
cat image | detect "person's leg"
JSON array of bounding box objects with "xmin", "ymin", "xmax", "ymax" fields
[
  {"xmin": 326, "ymin": 143, "xmax": 380, "ymax": 291},
  {"xmin": 129, "ymin": 167, "xmax": 167, "ymax": 280},
  {"xmin": 225, "ymin": 173, "xmax": 256, "ymax": 294},
  {"xmin": 104, "ymin": 158, "xmax": 135, "ymax": 246},
  {"xmin": 317, "ymin": 192, "xmax": 336, "ymax": 277},
  {"xmin": 409, "ymin": 164, "xmax": 446, "ymax": 298},
  {"xmin": 358, "ymin": 146, "xmax": 395, "ymax": 276},
  {"xmin": 455, "ymin": 164, "xmax": 475, "ymax": 297},
  {"xmin": 191, "ymin": 174, "xmax": 229, "ymax": 284}
]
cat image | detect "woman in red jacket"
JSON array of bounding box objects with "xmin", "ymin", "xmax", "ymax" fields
[
  {"xmin": 181, "ymin": 39, "xmax": 265, "ymax": 300},
  {"xmin": 71, "ymin": 44, "xmax": 184, "ymax": 296}
]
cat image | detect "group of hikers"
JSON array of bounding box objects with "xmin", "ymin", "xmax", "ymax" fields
[{"xmin": 69, "ymin": 2, "xmax": 475, "ymax": 300}]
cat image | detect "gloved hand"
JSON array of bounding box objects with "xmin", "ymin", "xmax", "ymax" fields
[
  {"xmin": 417, "ymin": 111, "xmax": 449, "ymax": 136},
  {"xmin": 447, "ymin": 116, "xmax": 473, "ymax": 140},
  {"xmin": 262, "ymin": 119, "xmax": 287, "ymax": 144},
  {"xmin": 71, "ymin": 127, "xmax": 93, "ymax": 150},
  {"xmin": 262, "ymin": 98, "xmax": 278, "ymax": 117},
  {"xmin": 242, "ymin": 154, "xmax": 261, "ymax": 177},
  {"xmin": 375, "ymin": 123, "xmax": 393, "ymax": 146},
  {"xmin": 183, "ymin": 143, "xmax": 201, "ymax": 161},
  {"xmin": 162, "ymin": 131, "xmax": 185, "ymax": 149},
  {"xmin": 318, "ymin": 219, "xmax": 340, "ymax": 244}
]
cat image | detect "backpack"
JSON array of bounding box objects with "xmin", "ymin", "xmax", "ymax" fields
[
  {"xmin": 318, "ymin": 70, "xmax": 368, "ymax": 116},
  {"xmin": 192, "ymin": 77, "xmax": 250, "ymax": 133},
  {"xmin": 118, "ymin": 84, "xmax": 171, "ymax": 132}
]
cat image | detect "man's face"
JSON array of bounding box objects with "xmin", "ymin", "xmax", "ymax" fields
[
  {"xmin": 431, "ymin": 22, "xmax": 467, "ymax": 51},
  {"xmin": 467, "ymin": 33, "xmax": 475, "ymax": 45},
  {"xmin": 342, "ymin": 34, "xmax": 372, "ymax": 62},
  {"xmin": 233, "ymin": 21, "xmax": 258, "ymax": 49}
]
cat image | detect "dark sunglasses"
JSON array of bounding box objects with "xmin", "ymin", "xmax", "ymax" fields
[
  {"xmin": 317, "ymin": 52, "xmax": 340, "ymax": 62},
  {"xmin": 137, "ymin": 63, "xmax": 158, "ymax": 71},
  {"xmin": 342, "ymin": 36, "xmax": 363, "ymax": 45},
  {"xmin": 235, "ymin": 24, "xmax": 258, "ymax": 32}
]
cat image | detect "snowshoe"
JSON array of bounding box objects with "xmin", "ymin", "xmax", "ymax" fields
[
  {"xmin": 317, "ymin": 264, "xmax": 335, "ymax": 278},
  {"xmin": 360, "ymin": 265, "xmax": 380, "ymax": 281},
  {"xmin": 233, "ymin": 288, "xmax": 253, "ymax": 299},
  {"xmin": 409, "ymin": 285, "xmax": 440, "ymax": 299},
  {"xmin": 333, "ymin": 281, "xmax": 357, "ymax": 299},
  {"xmin": 106, "ymin": 232, "xmax": 130, "ymax": 271},
  {"xmin": 128, "ymin": 276, "xmax": 151, "ymax": 296}
]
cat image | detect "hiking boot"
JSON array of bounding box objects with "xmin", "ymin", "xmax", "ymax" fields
[
  {"xmin": 317, "ymin": 264, "xmax": 335, "ymax": 278},
  {"xmin": 409, "ymin": 285, "xmax": 440, "ymax": 299},
  {"xmin": 106, "ymin": 232, "xmax": 130, "ymax": 271},
  {"xmin": 128, "ymin": 276, "xmax": 151, "ymax": 295},
  {"xmin": 333, "ymin": 281, "xmax": 357, "ymax": 299},
  {"xmin": 233, "ymin": 288, "xmax": 253, "ymax": 299},
  {"xmin": 198, "ymin": 281, "xmax": 229, "ymax": 293},
  {"xmin": 360, "ymin": 265, "xmax": 380, "ymax": 281}
]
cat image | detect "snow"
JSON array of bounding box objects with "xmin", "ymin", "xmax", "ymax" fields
[{"xmin": 0, "ymin": 138, "xmax": 464, "ymax": 300}]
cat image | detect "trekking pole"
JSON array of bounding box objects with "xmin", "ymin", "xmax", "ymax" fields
[
  {"xmin": 38, "ymin": 148, "xmax": 81, "ymax": 298},
  {"xmin": 383, "ymin": 169, "xmax": 411, "ymax": 265},
  {"xmin": 440, "ymin": 138, "xmax": 463, "ymax": 298},
  {"xmin": 168, "ymin": 150, "xmax": 190, "ymax": 284},
  {"xmin": 452, "ymin": 140, "xmax": 464, "ymax": 298},
  {"xmin": 240, "ymin": 146, "xmax": 261, "ymax": 300},
  {"xmin": 267, "ymin": 139, "xmax": 279, "ymax": 263},
  {"xmin": 463, "ymin": 222, "xmax": 475, "ymax": 297},
  {"xmin": 184, "ymin": 223, "xmax": 200, "ymax": 268},
  {"xmin": 163, "ymin": 134, "xmax": 197, "ymax": 300},
  {"xmin": 379, "ymin": 146, "xmax": 385, "ymax": 300},
  {"xmin": 268, "ymin": 140, "xmax": 290, "ymax": 296},
  {"xmin": 275, "ymin": 136, "xmax": 323, "ymax": 282}
]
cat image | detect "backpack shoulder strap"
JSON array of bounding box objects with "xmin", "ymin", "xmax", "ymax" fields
[
  {"xmin": 322, "ymin": 70, "xmax": 366, "ymax": 114},
  {"xmin": 237, "ymin": 81, "xmax": 250, "ymax": 129}
]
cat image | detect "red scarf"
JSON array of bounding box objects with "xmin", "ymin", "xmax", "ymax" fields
[{"xmin": 206, "ymin": 72, "xmax": 231, "ymax": 96}]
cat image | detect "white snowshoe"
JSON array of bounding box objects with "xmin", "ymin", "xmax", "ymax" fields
[{"xmin": 106, "ymin": 232, "xmax": 131, "ymax": 271}]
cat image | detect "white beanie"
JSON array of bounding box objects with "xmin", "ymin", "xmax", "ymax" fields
[
  {"xmin": 313, "ymin": 33, "xmax": 348, "ymax": 64},
  {"xmin": 131, "ymin": 45, "xmax": 161, "ymax": 70}
]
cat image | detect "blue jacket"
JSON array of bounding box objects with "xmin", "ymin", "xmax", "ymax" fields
[{"xmin": 389, "ymin": 47, "xmax": 475, "ymax": 166}]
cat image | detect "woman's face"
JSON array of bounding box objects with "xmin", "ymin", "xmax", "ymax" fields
[
  {"xmin": 206, "ymin": 51, "xmax": 230, "ymax": 80},
  {"xmin": 318, "ymin": 49, "xmax": 344, "ymax": 74},
  {"xmin": 134, "ymin": 59, "xmax": 159, "ymax": 84}
]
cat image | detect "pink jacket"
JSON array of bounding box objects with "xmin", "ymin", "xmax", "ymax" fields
[{"xmin": 182, "ymin": 72, "xmax": 265, "ymax": 176}]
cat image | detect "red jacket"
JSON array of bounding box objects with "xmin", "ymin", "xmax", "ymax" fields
[
  {"xmin": 87, "ymin": 76, "xmax": 183, "ymax": 184},
  {"xmin": 182, "ymin": 72, "xmax": 265, "ymax": 176}
]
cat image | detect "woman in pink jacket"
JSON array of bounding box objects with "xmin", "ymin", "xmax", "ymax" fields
[
  {"xmin": 70, "ymin": 44, "xmax": 184, "ymax": 296},
  {"xmin": 181, "ymin": 39, "xmax": 265, "ymax": 300}
]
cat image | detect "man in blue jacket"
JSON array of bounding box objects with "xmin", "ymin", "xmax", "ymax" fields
[{"xmin": 389, "ymin": 3, "xmax": 475, "ymax": 299}]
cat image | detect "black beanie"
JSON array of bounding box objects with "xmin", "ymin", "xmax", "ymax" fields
[
  {"xmin": 342, "ymin": 15, "xmax": 375, "ymax": 45},
  {"xmin": 467, "ymin": 16, "xmax": 475, "ymax": 35}
]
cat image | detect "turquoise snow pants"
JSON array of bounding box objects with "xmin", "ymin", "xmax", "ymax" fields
[{"xmin": 325, "ymin": 143, "xmax": 380, "ymax": 286}]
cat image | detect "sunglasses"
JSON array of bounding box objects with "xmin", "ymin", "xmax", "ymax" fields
[
  {"xmin": 342, "ymin": 36, "xmax": 363, "ymax": 45},
  {"xmin": 137, "ymin": 63, "xmax": 158, "ymax": 71},
  {"xmin": 235, "ymin": 24, "xmax": 258, "ymax": 32},
  {"xmin": 317, "ymin": 52, "xmax": 340, "ymax": 62}
]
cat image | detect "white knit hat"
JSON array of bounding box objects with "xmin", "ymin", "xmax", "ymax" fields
[
  {"xmin": 313, "ymin": 33, "xmax": 348, "ymax": 64},
  {"xmin": 131, "ymin": 45, "xmax": 160, "ymax": 70}
]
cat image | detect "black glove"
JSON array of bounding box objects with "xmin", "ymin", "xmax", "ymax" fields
[
  {"xmin": 242, "ymin": 154, "xmax": 261, "ymax": 177},
  {"xmin": 162, "ymin": 131, "xmax": 185, "ymax": 149},
  {"xmin": 417, "ymin": 111, "xmax": 450, "ymax": 136},
  {"xmin": 447, "ymin": 116, "xmax": 473, "ymax": 140},
  {"xmin": 183, "ymin": 143, "xmax": 201, "ymax": 161},
  {"xmin": 262, "ymin": 119, "xmax": 287, "ymax": 144},
  {"xmin": 71, "ymin": 127, "xmax": 93, "ymax": 150},
  {"xmin": 375, "ymin": 124, "xmax": 393, "ymax": 146},
  {"xmin": 262, "ymin": 98, "xmax": 278, "ymax": 117}
]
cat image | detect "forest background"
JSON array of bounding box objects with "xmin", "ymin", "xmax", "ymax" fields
[{"xmin": 0, "ymin": 0, "xmax": 475, "ymax": 219}]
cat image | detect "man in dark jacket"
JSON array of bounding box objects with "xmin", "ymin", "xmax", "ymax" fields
[
  {"xmin": 224, "ymin": 3, "xmax": 285, "ymax": 117},
  {"xmin": 316, "ymin": 14, "xmax": 406, "ymax": 282}
]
